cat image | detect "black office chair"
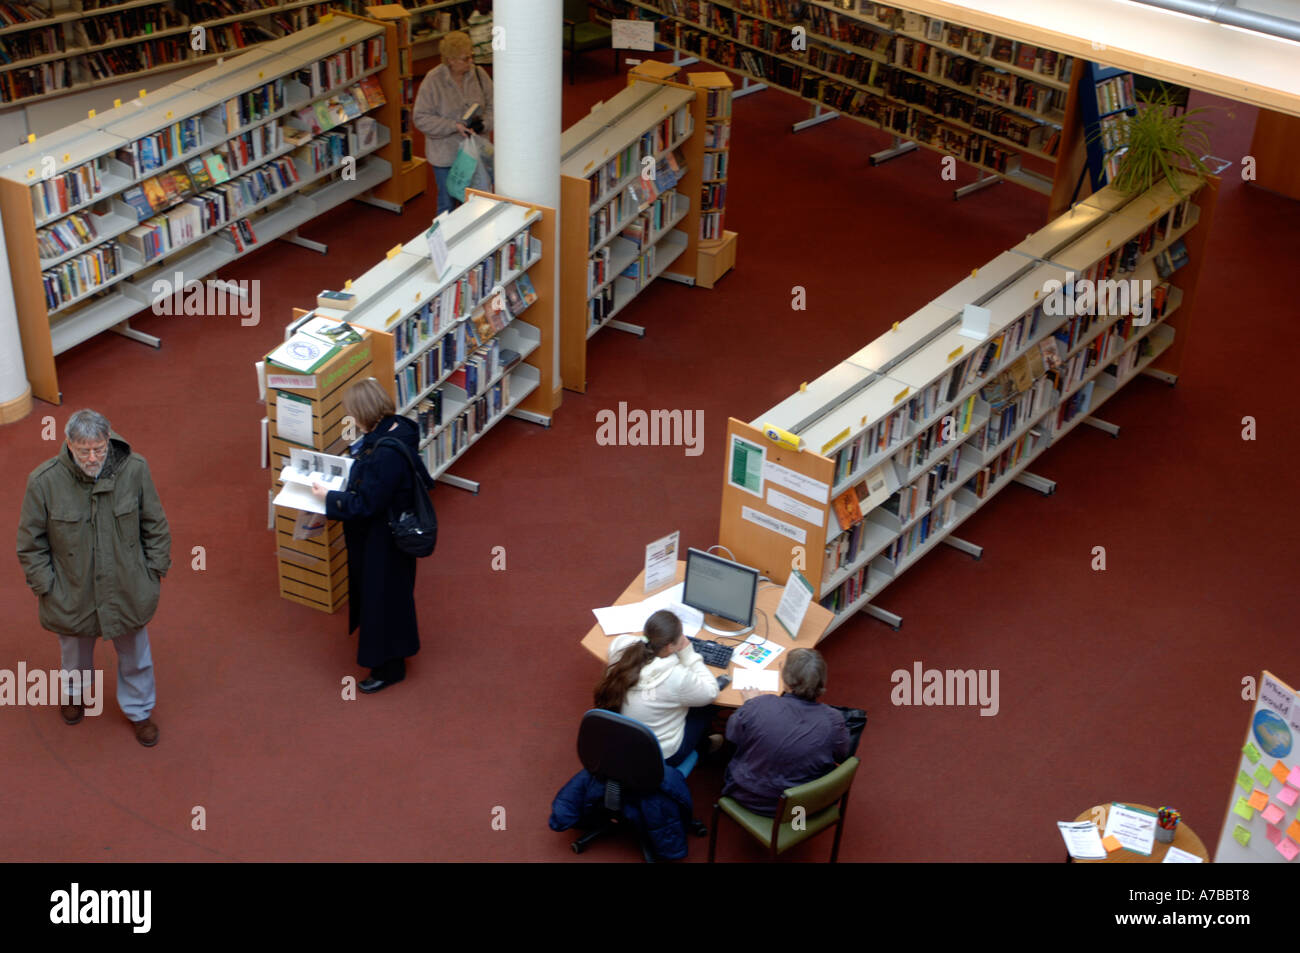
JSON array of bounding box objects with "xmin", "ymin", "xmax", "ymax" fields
[{"xmin": 568, "ymin": 709, "xmax": 704, "ymax": 861}]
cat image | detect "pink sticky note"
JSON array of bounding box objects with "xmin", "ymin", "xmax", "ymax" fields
[
  {"xmin": 1276, "ymin": 837, "xmax": 1299, "ymax": 861},
  {"xmin": 1263, "ymin": 804, "xmax": 1285, "ymax": 825},
  {"xmin": 1289, "ymin": 766, "xmax": 1300, "ymax": 787},
  {"xmin": 1280, "ymin": 786, "xmax": 1300, "ymax": 807},
  {"xmin": 1266, "ymin": 824, "xmax": 1284, "ymax": 845}
]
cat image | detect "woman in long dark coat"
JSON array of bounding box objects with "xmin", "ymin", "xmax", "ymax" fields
[{"xmin": 311, "ymin": 378, "xmax": 434, "ymax": 693}]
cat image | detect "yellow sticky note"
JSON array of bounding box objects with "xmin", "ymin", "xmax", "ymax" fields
[
  {"xmin": 1255, "ymin": 765, "xmax": 1273, "ymax": 788},
  {"xmin": 1248, "ymin": 789, "xmax": 1269, "ymax": 811},
  {"xmin": 1236, "ymin": 770, "xmax": 1253, "ymax": 791},
  {"xmin": 1288, "ymin": 820, "xmax": 1300, "ymax": 842},
  {"xmin": 1243, "ymin": 742, "xmax": 1261, "ymax": 762},
  {"xmin": 1233, "ymin": 797, "xmax": 1254, "ymax": 820},
  {"xmin": 1102, "ymin": 835, "xmax": 1122, "ymax": 853},
  {"xmin": 1272, "ymin": 761, "xmax": 1291, "ymax": 783},
  {"xmin": 1233, "ymin": 825, "xmax": 1251, "ymax": 846}
]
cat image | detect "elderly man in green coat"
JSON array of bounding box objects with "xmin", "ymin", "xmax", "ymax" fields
[{"xmin": 16, "ymin": 409, "xmax": 171, "ymax": 747}]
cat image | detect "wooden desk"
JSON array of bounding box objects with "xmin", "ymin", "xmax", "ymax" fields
[
  {"xmin": 580, "ymin": 561, "xmax": 834, "ymax": 708},
  {"xmin": 1070, "ymin": 803, "xmax": 1210, "ymax": 864}
]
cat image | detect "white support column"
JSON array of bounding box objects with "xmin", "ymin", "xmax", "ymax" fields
[
  {"xmin": 0, "ymin": 206, "xmax": 33, "ymax": 423},
  {"xmin": 494, "ymin": 0, "xmax": 562, "ymax": 401}
]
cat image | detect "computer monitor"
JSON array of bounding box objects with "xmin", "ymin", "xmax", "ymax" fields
[{"xmin": 682, "ymin": 548, "xmax": 758, "ymax": 634}]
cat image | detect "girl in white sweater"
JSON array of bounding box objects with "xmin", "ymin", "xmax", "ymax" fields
[{"xmin": 596, "ymin": 610, "xmax": 720, "ymax": 767}]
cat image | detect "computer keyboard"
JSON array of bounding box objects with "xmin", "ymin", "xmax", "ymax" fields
[{"xmin": 688, "ymin": 637, "xmax": 734, "ymax": 669}]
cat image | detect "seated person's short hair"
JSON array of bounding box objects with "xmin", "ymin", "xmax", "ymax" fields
[{"xmin": 783, "ymin": 649, "xmax": 827, "ymax": 701}]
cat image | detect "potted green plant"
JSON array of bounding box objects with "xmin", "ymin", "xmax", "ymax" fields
[{"xmin": 1096, "ymin": 88, "xmax": 1213, "ymax": 195}]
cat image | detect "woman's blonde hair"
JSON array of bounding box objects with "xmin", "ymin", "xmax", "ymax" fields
[
  {"xmin": 439, "ymin": 31, "xmax": 472, "ymax": 61},
  {"xmin": 343, "ymin": 378, "xmax": 395, "ymax": 435}
]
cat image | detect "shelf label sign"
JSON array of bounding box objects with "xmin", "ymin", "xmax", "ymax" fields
[
  {"xmin": 728, "ymin": 435, "xmax": 765, "ymax": 499},
  {"xmin": 741, "ymin": 506, "xmax": 806, "ymax": 545}
]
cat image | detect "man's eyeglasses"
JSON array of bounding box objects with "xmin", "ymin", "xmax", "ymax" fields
[{"xmin": 69, "ymin": 443, "xmax": 109, "ymax": 460}]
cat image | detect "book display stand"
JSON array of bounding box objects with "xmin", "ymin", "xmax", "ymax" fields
[
  {"xmin": 264, "ymin": 324, "xmax": 395, "ymax": 614},
  {"xmin": 558, "ymin": 66, "xmax": 704, "ymax": 392},
  {"xmin": 0, "ymin": 12, "xmax": 406, "ymax": 404},
  {"xmin": 1079, "ymin": 62, "xmax": 1138, "ymax": 192},
  {"xmin": 687, "ymin": 69, "xmax": 736, "ymax": 287},
  {"xmin": 718, "ymin": 170, "xmax": 1217, "ymax": 638},
  {"xmin": 363, "ymin": 3, "xmax": 428, "ymax": 209}
]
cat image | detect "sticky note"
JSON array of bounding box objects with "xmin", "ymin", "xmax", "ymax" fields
[
  {"xmin": 1236, "ymin": 770, "xmax": 1253, "ymax": 791},
  {"xmin": 1288, "ymin": 819, "xmax": 1300, "ymax": 842},
  {"xmin": 1248, "ymin": 789, "xmax": 1270, "ymax": 811},
  {"xmin": 1233, "ymin": 797, "xmax": 1254, "ymax": 820},
  {"xmin": 1243, "ymin": 743, "xmax": 1261, "ymax": 763},
  {"xmin": 1254, "ymin": 765, "xmax": 1273, "ymax": 788},
  {"xmin": 1290, "ymin": 766, "xmax": 1300, "ymax": 787},
  {"xmin": 1279, "ymin": 786, "xmax": 1299, "ymax": 807},
  {"xmin": 1278, "ymin": 838, "xmax": 1299, "ymax": 861},
  {"xmin": 1233, "ymin": 825, "xmax": 1251, "ymax": 846},
  {"xmin": 1265, "ymin": 824, "xmax": 1283, "ymax": 845},
  {"xmin": 1273, "ymin": 761, "xmax": 1292, "ymax": 783},
  {"xmin": 1262, "ymin": 804, "xmax": 1285, "ymax": 825},
  {"xmin": 1102, "ymin": 835, "xmax": 1122, "ymax": 853}
]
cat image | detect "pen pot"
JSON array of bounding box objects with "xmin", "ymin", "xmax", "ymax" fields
[{"xmin": 1155, "ymin": 823, "xmax": 1176, "ymax": 843}]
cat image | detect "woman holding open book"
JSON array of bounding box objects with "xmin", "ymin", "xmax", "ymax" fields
[
  {"xmin": 310, "ymin": 379, "xmax": 434, "ymax": 693},
  {"xmin": 412, "ymin": 30, "xmax": 494, "ymax": 215}
]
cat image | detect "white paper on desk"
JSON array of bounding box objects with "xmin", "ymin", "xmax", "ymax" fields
[
  {"xmin": 592, "ymin": 583, "xmax": 703, "ymax": 638},
  {"xmin": 1056, "ymin": 820, "xmax": 1106, "ymax": 860},
  {"xmin": 1103, "ymin": 803, "xmax": 1157, "ymax": 856},
  {"xmin": 1161, "ymin": 846, "xmax": 1203, "ymax": 863},
  {"xmin": 732, "ymin": 668, "xmax": 780, "ymax": 692},
  {"xmin": 592, "ymin": 604, "xmax": 652, "ymax": 637},
  {"xmin": 731, "ymin": 635, "xmax": 784, "ymax": 671}
]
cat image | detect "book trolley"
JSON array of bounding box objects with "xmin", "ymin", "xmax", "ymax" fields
[{"xmin": 718, "ymin": 170, "xmax": 1218, "ymax": 637}]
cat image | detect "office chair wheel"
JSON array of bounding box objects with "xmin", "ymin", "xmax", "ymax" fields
[{"xmin": 571, "ymin": 842, "xmax": 584, "ymax": 855}]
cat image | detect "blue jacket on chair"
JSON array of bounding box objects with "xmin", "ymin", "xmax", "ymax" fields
[{"xmin": 549, "ymin": 766, "xmax": 695, "ymax": 860}]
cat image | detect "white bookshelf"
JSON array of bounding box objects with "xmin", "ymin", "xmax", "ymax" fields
[
  {"xmin": 0, "ymin": 13, "xmax": 395, "ymax": 403},
  {"xmin": 326, "ymin": 193, "xmax": 554, "ymax": 493},
  {"xmin": 721, "ymin": 170, "xmax": 1215, "ymax": 636}
]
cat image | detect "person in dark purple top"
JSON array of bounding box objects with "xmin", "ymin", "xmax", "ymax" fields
[{"xmin": 722, "ymin": 649, "xmax": 852, "ymax": 816}]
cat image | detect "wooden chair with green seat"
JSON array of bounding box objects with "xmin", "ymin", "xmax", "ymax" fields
[
  {"xmin": 707, "ymin": 757, "xmax": 860, "ymax": 862},
  {"xmin": 563, "ymin": 0, "xmax": 620, "ymax": 85}
]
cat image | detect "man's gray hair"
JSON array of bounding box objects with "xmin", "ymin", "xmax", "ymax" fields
[
  {"xmin": 784, "ymin": 648, "xmax": 827, "ymax": 701},
  {"xmin": 65, "ymin": 409, "xmax": 111, "ymax": 444}
]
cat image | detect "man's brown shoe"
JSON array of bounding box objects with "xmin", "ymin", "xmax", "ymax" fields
[
  {"xmin": 132, "ymin": 718, "xmax": 158, "ymax": 747},
  {"xmin": 60, "ymin": 704, "xmax": 84, "ymax": 726}
]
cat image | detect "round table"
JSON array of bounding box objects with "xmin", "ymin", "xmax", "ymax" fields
[{"xmin": 1070, "ymin": 802, "xmax": 1210, "ymax": 863}]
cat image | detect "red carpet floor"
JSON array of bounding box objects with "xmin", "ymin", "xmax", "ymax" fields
[{"xmin": 1, "ymin": 50, "xmax": 1297, "ymax": 862}]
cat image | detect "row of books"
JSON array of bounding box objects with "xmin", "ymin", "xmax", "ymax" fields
[
  {"xmin": 421, "ymin": 375, "xmax": 512, "ymax": 472},
  {"xmin": 291, "ymin": 75, "xmax": 386, "ymax": 133},
  {"xmin": 293, "ymin": 38, "xmax": 383, "ymax": 97},
  {"xmin": 703, "ymin": 122, "xmax": 730, "ymax": 149},
  {"xmin": 704, "ymin": 87, "xmax": 731, "ymax": 118},
  {"xmin": 392, "ymin": 263, "xmax": 536, "ymax": 365},
  {"xmin": 115, "ymin": 116, "xmax": 203, "ymax": 178},
  {"xmin": 588, "ymin": 283, "xmax": 616, "ymax": 329},
  {"xmin": 0, "ymin": 2, "xmax": 46, "ymax": 27},
  {"xmin": 73, "ymin": 6, "xmax": 183, "ymax": 46},
  {"xmin": 620, "ymin": 246, "xmax": 656, "ymax": 290},
  {"xmin": 1103, "ymin": 333, "xmax": 1156, "ymax": 384},
  {"xmin": 639, "ymin": 105, "xmax": 692, "ymax": 156},
  {"xmin": 1095, "ymin": 73, "xmax": 1136, "ymax": 115},
  {"xmin": 588, "ymin": 142, "xmax": 639, "ymax": 206},
  {"xmin": 964, "ymin": 430, "xmax": 1040, "ymax": 499},
  {"xmin": 700, "ymin": 151, "xmax": 728, "ymax": 180},
  {"xmin": 42, "ymin": 239, "xmax": 123, "ymax": 311},
  {"xmin": 701, "ymin": 182, "xmax": 726, "ymax": 211},
  {"xmin": 218, "ymin": 78, "xmax": 286, "ymax": 133},
  {"xmin": 36, "ymin": 211, "xmax": 98, "ymax": 260},
  {"xmin": 397, "ymin": 322, "xmax": 469, "ymax": 408},
  {"xmin": 448, "ymin": 338, "xmax": 503, "ymax": 400},
  {"xmin": 0, "ymin": 25, "xmax": 62, "ymax": 64},
  {"xmin": 32, "ymin": 161, "xmax": 102, "ymax": 222},
  {"xmin": 79, "ymin": 35, "xmax": 187, "ymax": 81},
  {"xmin": 700, "ymin": 210, "xmax": 724, "ymax": 241},
  {"xmin": 896, "ymin": 395, "xmax": 976, "ymax": 473}
]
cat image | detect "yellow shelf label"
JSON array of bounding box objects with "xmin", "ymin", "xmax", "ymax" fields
[
  {"xmin": 385, "ymin": 309, "xmax": 402, "ymax": 329},
  {"xmin": 88, "ymin": 109, "xmax": 96, "ymax": 119},
  {"xmin": 947, "ymin": 345, "xmax": 964, "ymax": 362},
  {"xmin": 821, "ymin": 428, "xmax": 851, "ymax": 455},
  {"xmin": 113, "ymin": 99, "xmax": 121, "ymax": 108},
  {"xmin": 386, "ymin": 244, "xmax": 402, "ymax": 259},
  {"xmin": 26, "ymin": 134, "xmax": 34, "ymax": 143},
  {"xmin": 893, "ymin": 387, "xmax": 910, "ymax": 405},
  {"xmin": 344, "ymin": 279, "xmax": 353, "ymax": 289}
]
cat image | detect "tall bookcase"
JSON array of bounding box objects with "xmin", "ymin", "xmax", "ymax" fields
[
  {"xmin": 1079, "ymin": 62, "xmax": 1138, "ymax": 192},
  {"xmin": 558, "ymin": 69, "xmax": 703, "ymax": 393},
  {"xmin": 687, "ymin": 69, "xmax": 737, "ymax": 288},
  {"xmin": 717, "ymin": 170, "xmax": 1218, "ymax": 638},
  {"xmin": 264, "ymin": 323, "xmax": 395, "ymax": 613},
  {"xmin": 0, "ymin": 12, "xmax": 401, "ymax": 404},
  {"xmin": 609, "ymin": 0, "xmax": 1087, "ymax": 212},
  {"xmin": 312, "ymin": 190, "xmax": 558, "ymax": 491},
  {"xmin": 0, "ymin": 0, "xmax": 362, "ymax": 108},
  {"xmin": 364, "ymin": 3, "xmax": 428, "ymax": 208}
]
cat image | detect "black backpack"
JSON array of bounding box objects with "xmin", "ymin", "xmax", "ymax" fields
[{"xmin": 375, "ymin": 437, "xmax": 437, "ymax": 557}]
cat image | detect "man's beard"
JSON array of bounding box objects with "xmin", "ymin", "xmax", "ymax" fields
[{"xmin": 77, "ymin": 458, "xmax": 104, "ymax": 479}]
